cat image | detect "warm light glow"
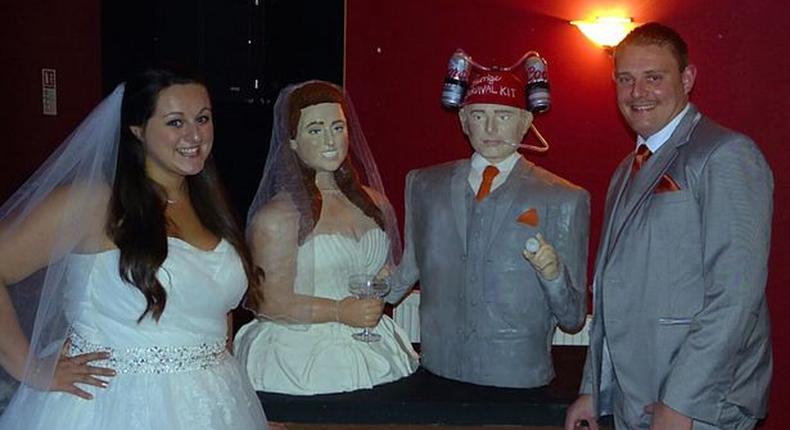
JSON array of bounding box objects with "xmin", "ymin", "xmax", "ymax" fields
[{"xmin": 571, "ymin": 17, "xmax": 637, "ymax": 48}]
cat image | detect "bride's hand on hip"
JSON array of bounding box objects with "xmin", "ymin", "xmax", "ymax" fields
[
  {"xmin": 338, "ymin": 297, "xmax": 384, "ymax": 328},
  {"xmin": 48, "ymin": 338, "xmax": 116, "ymax": 399}
]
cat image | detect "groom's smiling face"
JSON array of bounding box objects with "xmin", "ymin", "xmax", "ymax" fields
[{"xmin": 614, "ymin": 43, "xmax": 696, "ymax": 139}]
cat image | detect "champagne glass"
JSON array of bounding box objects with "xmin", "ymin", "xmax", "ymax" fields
[{"xmin": 347, "ymin": 273, "xmax": 390, "ymax": 342}]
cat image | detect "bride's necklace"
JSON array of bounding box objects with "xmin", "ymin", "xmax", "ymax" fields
[
  {"xmin": 162, "ymin": 181, "xmax": 188, "ymax": 206},
  {"xmin": 165, "ymin": 189, "xmax": 187, "ymax": 205}
]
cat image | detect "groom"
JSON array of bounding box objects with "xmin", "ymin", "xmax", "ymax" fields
[{"xmin": 388, "ymin": 65, "xmax": 590, "ymax": 388}]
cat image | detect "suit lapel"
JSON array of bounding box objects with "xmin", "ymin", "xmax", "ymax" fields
[
  {"xmin": 606, "ymin": 105, "xmax": 702, "ymax": 256},
  {"xmin": 484, "ymin": 158, "xmax": 531, "ymax": 252},
  {"xmin": 611, "ymin": 143, "xmax": 678, "ymax": 237},
  {"xmin": 599, "ymin": 159, "xmax": 632, "ymax": 267},
  {"xmin": 450, "ymin": 161, "xmax": 471, "ymax": 251}
]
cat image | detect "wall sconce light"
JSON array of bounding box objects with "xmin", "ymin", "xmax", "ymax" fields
[{"xmin": 570, "ymin": 17, "xmax": 637, "ymax": 48}]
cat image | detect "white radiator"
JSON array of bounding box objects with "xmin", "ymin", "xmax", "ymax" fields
[{"xmin": 393, "ymin": 290, "xmax": 591, "ymax": 346}]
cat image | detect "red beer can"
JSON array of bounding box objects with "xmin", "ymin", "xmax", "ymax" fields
[
  {"xmin": 441, "ymin": 50, "xmax": 471, "ymax": 108},
  {"xmin": 525, "ymin": 55, "xmax": 550, "ymax": 113}
]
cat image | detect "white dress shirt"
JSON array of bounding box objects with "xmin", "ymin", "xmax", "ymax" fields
[
  {"xmin": 637, "ymin": 103, "xmax": 691, "ymax": 152},
  {"xmin": 467, "ymin": 151, "xmax": 522, "ymax": 194}
]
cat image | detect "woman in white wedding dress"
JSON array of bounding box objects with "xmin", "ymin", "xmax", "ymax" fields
[
  {"xmin": 0, "ymin": 70, "xmax": 269, "ymax": 429},
  {"xmin": 234, "ymin": 81, "xmax": 418, "ymax": 395}
]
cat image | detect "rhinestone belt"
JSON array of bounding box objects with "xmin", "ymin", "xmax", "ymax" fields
[{"xmin": 68, "ymin": 330, "xmax": 228, "ymax": 374}]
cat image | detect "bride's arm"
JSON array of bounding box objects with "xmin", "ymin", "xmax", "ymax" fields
[
  {"xmin": 0, "ymin": 185, "xmax": 114, "ymax": 397},
  {"xmin": 0, "ymin": 186, "xmax": 84, "ymax": 379},
  {"xmin": 0, "ymin": 285, "xmax": 28, "ymax": 381}
]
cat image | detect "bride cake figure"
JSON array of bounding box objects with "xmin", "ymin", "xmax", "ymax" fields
[{"xmin": 234, "ymin": 81, "xmax": 418, "ymax": 395}]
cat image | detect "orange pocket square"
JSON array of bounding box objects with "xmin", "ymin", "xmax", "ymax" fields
[
  {"xmin": 655, "ymin": 174, "xmax": 681, "ymax": 193},
  {"xmin": 517, "ymin": 208, "xmax": 539, "ymax": 226}
]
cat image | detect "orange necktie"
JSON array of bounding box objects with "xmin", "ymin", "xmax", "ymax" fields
[
  {"xmin": 631, "ymin": 144, "xmax": 651, "ymax": 176},
  {"xmin": 476, "ymin": 165, "xmax": 500, "ymax": 201}
]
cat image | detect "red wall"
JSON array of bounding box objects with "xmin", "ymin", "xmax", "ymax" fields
[
  {"xmin": 0, "ymin": 0, "xmax": 102, "ymax": 201},
  {"xmin": 346, "ymin": 0, "xmax": 789, "ymax": 428},
  {"xmin": 2, "ymin": 0, "xmax": 787, "ymax": 426}
]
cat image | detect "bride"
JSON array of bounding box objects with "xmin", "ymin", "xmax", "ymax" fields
[
  {"xmin": 0, "ymin": 69, "xmax": 269, "ymax": 429},
  {"xmin": 234, "ymin": 81, "xmax": 418, "ymax": 395}
]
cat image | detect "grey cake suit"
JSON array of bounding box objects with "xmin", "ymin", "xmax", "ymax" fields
[
  {"xmin": 389, "ymin": 156, "xmax": 590, "ymax": 388},
  {"xmin": 580, "ymin": 105, "xmax": 773, "ymax": 428}
]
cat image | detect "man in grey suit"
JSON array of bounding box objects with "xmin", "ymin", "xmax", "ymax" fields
[
  {"xmin": 565, "ymin": 23, "xmax": 773, "ymax": 430},
  {"xmin": 387, "ymin": 65, "xmax": 589, "ymax": 388}
]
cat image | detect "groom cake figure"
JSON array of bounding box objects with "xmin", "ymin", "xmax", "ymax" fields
[{"xmin": 388, "ymin": 59, "xmax": 590, "ymax": 388}]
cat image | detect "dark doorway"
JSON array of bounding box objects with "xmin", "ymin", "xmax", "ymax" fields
[{"xmin": 101, "ymin": 0, "xmax": 344, "ymax": 216}]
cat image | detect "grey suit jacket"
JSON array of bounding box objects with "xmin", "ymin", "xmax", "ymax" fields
[
  {"xmin": 580, "ymin": 104, "xmax": 773, "ymax": 427},
  {"xmin": 389, "ymin": 156, "xmax": 589, "ymax": 388}
]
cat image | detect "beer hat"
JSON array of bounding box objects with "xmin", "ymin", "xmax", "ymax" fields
[{"xmin": 463, "ymin": 68, "xmax": 526, "ymax": 109}]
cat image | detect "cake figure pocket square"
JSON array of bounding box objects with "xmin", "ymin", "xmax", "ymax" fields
[{"xmin": 517, "ymin": 208, "xmax": 539, "ymax": 226}]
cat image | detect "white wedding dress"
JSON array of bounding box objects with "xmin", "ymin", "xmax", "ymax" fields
[
  {"xmin": 234, "ymin": 228, "xmax": 418, "ymax": 395},
  {"xmin": 0, "ymin": 238, "xmax": 268, "ymax": 429}
]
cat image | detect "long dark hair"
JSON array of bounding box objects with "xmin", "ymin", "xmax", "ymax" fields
[
  {"xmin": 287, "ymin": 82, "xmax": 385, "ymax": 243},
  {"xmin": 108, "ymin": 69, "xmax": 257, "ymax": 322}
]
